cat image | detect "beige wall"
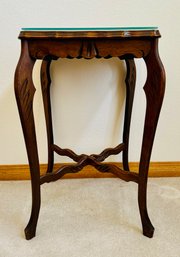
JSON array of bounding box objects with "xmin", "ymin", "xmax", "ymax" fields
[{"xmin": 0, "ymin": 0, "xmax": 180, "ymax": 164}]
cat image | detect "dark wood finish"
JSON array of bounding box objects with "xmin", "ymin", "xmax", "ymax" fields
[
  {"xmin": 40, "ymin": 159, "xmax": 139, "ymax": 184},
  {"xmin": 40, "ymin": 143, "xmax": 139, "ymax": 184},
  {"xmin": 19, "ymin": 30, "xmax": 161, "ymax": 39},
  {"xmin": 14, "ymin": 40, "xmax": 41, "ymax": 240},
  {"xmin": 53, "ymin": 143, "xmax": 125, "ymax": 163},
  {"xmin": 123, "ymin": 58, "xmax": 136, "ymax": 171},
  {"xmin": 138, "ymin": 39, "xmax": 165, "ymax": 237},
  {"xmin": 23, "ymin": 38, "xmax": 153, "ymax": 60},
  {"xmin": 14, "ymin": 28, "xmax": 165, "ymax": 240},
  {"xmin": 40, "ymin": 59, "xmax": 54, "ymax": 173}
]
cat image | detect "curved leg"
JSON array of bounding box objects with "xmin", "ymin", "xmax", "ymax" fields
[
  {"xmin": 14, "ymin": 40, "xmax": 41, "ymax": 240},
  {"xmin": 122, "ymin": 58, "xmax": 136, "ymax": 171},
  {"xmin": 40, "ymin": 59, "xmax": 54, "ymax": 173},
  {"xmin": 138, "ymin": 39, "xmax": 165, "ymax": 238}
]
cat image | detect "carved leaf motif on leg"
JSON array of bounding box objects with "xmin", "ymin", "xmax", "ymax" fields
[{"xmin": 19, "ymin": 78, "xmax": 35, "ymax": 121}]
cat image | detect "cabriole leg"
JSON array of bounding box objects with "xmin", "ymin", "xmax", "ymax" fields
[
  {"xmin": 40, "ymin": 59, "xmax": 54, "ymax": 173},
  {"xmin": 138, "ymin": 39, "xmax": 165, "ymax": 238},
  {"xmin": 14, "ymin": 40, "xmax": 41, "ymax": 240},
  {"xmin": 123, "ymin": 58, "xmax": 136, "ymax": 171}
]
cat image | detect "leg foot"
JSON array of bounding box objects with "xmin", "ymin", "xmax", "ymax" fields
[
  {"xmin": 24, "ymin": 197, "xmax": 40, "ymax": 240},
  {"xmin": 138, "ymin": 183, "xmax": 155, "ymax": 238},
  {"xmin": 140, "ymin": 208, "xmax": 154, "ymax": 238},
  {"xmin": 143, "ymin": 222, "xmax": 154, "ymax": 238},
  {"xmin": 25, "ymin": 223, "xmax": 36, "ymax": 240}
]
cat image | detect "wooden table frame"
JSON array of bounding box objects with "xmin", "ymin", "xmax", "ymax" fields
[{"xmin": 14, "ymin": 29, "xmax": 165, "ymax": 240}]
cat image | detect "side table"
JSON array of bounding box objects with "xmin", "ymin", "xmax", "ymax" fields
[{"xmin": 14, "ymin": 27, "xmax": 165, "ymax": 240}]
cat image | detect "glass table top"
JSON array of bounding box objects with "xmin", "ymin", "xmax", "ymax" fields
[
  {"xmin": 22, "ymin": 27, "xmax": 158, "ymax": 31},
  {"xmin": 19, "ymin": 27, "xmax": 160, "ymax": 39}
]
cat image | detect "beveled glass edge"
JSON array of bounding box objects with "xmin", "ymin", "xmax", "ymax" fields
[{"xmin": 21, "ymin": 26, "xmax": 158, "ymax": 32}]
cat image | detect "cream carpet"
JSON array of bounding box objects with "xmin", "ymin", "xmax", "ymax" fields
[{"xmin": 0, "ymin": 178, "xmax": 180, "ymax": 257}]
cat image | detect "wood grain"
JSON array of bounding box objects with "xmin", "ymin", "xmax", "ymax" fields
[
  {"xmin": 19, "ymin": 30, "xmax": 161, "ymax": 39},
  {"xmin": 0, "ymin": 162, "xmax": 179, "ymax": 180},
  {"xmin": 14, "ymin": 29, "xmax": 165, "ymax": 239}
]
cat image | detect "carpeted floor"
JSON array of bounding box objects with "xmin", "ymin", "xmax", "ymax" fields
[{"xmin": 0, "ymin": 178, "xmax": 179, "ymax": 257}]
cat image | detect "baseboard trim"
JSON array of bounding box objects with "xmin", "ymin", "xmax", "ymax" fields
[{"xmin": 0, "ymin": 162, "xmax": 180, "ymax": 180}]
